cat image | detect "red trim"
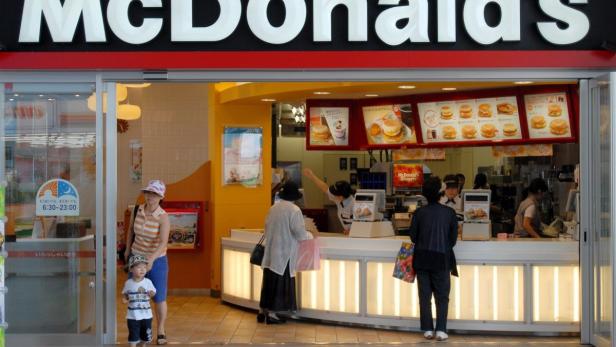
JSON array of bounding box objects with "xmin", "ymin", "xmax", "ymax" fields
[{"xmin": 0, "ymin": 50, "xmax": 615, "ymax": 69}]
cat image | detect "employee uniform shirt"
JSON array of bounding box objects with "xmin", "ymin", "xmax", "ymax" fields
[
  {"xmin": 327, "ymin": 191, "xmax": 355, "ymax": 231},
  {"xmin": 123, "ymin": 278, "xmax": 156, "ymax": 320},
  {"xmin": 514, "ymin": 197, "xmax": 542, "ymax": 237},
  {"xmin": 261, "ymin": 200, "xmax": 311, "ymax": 277},
  {"xmin": 439, "ymin": 195, "xmax": 462, "ymax": 213}
]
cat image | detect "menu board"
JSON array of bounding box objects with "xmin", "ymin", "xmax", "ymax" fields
[
  {"xmin": 362, "ymin": 104, "xmax": 417, "ymax": 146},
  {"xmin": 309, "ymin": 107, "xmax": 350, "ymax": 146},
  {"xmin": 418, "ymin": 96, "xmax": 523, "ymax": 144},
  {"xmin": 524, "ymin": 93, "xmax": 572, "ymax": 139},
  {"xmin": 393, "ymin": 164, "xmax": 424, "ymax": 188}
]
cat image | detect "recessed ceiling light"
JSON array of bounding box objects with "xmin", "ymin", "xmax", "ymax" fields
[
  {"xmin": 314, "ymin": 91, "xmax": 331, "ymax": 95},
  {"xmin": 261, "ymin": 98, "xmax": 276, "ymax": 102},
  {"xmin": 9, "ymin": 98, "xmax": 14, "ymax": 102},
  {"xmin": 398, "ymin": 85, "xmax": 416, "ymax": 90},
  {"xmin": 442, "ymin": 87, "xmax": 457, "ymax": 91},
  {"xmin": 75, "ymin": 94, "xmax": 81, "ymax": 97},
  {"xmin": 514, "ymin": 81, "xmax": 534, "ymax": 85},
  {"xmin": 13, "ymin": 94, "xmax": 19, "ymax": 97},
  {"xmin": 47, "ymin": 98, "xmax": 55, "ymax": 101},
  {"xmin": 365, "ymin": 94, "xmax": 379, "ymax": 97},
  {"xmin": 39, "ymin": 94, "xmax": 44, "ymax": 97}
]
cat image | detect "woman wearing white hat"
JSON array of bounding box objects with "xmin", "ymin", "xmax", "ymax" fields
[{"xmin": 124, "ymin": 180, "xmax": 170, "ymax": 345}]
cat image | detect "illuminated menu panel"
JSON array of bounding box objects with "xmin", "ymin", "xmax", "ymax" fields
[
  {"xmin": 362, "ymin": 104, "xmax": 417, "ymax": 146},
  {"xmin": 418, "ymin": 96, "xmax": 523, "ymax": 144},
  {"xmin": 308, "ymin": 107, "xmax": 350, "ymax": 147},
  {"xmin": 524, "ymin": 93, "xmax": 573, "ymax": 139}
]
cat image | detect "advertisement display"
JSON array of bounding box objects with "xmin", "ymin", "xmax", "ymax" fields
[
  {"xmin": 35, "ymin": 179, "xmax": 80, "ymax": 217},
  {"xmin": 166, "ymin": 209, "xmax": 199, "ymax": 250},
  {"xmin": 524, "ymin": 93, "xmax": 573, "ymax": 140},
  {"xmin": 492, "ymin": 144, "xmax": 554, "ymax": 158},
  {"xmin": 418, "ymin": 96, "xmax": 523, "ymax": 144},
  {"xmin": 223, "ymin": 127, "xmax": 263, "ymax": 187},
  {"xmin": 393, "ymin": 164, "xmax": 424, "ymax": 188},
  {"xmin": 362, "ymin": 104, "xmax": 417, "ymax": 146},
  {"xmin": 392, "ymin": 148, "xmax": 446, "ymax": 161},
  {"xmin": 308, "ymin": 107, "xmax": 350, "ymax": 147}
]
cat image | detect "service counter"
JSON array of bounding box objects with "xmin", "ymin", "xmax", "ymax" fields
[{"xmin": 222, "ymin": 229, "xmax": 580, "ymax": 333}]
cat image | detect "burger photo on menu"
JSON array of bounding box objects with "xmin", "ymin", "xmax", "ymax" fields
[
  {"xmin": 309, "ymin": 106, "xmax": 350, "ymax": 146},
  {"xmin": 362, "ymin": 104, "xmax": 417, "ymax": 145},
  {"xmin": 524, "ymin": 92, "xmax": 572, "ymax": 139}
]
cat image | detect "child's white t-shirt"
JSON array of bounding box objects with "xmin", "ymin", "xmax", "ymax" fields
[{"xmin": 122, "ymin": 278, "xmax": 156, "ymax": 320}]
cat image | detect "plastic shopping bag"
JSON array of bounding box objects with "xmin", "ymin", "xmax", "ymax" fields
[
  {"xmin": 392, "ymin": 242, "xmax": 416, "ymax": 283},
  {"xmin": 297, "ymin": 238, "xmax": 320, "ymax": 272}
]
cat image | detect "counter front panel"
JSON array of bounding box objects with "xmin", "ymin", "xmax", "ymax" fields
[{"xmin": 222, "ymin": 230, "xmax": 579, "ymax": 333}]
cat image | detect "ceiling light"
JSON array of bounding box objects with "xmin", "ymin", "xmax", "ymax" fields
[
  {"xmin": 9, "ymin": 99, "xmax": 14, "ymax": 102},
  {"xmin": 123, "ymin": 83, "xmax": 152, "ymax": 88},
  {"xmin": 314, "ymin": 91, "xmax": 331, "ymax": 95},
  {"xmin": 442, "ymin": 87, "xmax": 457, "ymax": 91},
  {"xmin": 75, "ymin": 94, "xmax": 81, "ymax": 97},
  {"xmin": 117, "ymin": 104, "xmax": 141, "ymax": 120},
  {"xmin": 365, "ymin": 94, "xmax": 379, "ymax": 97},
  {"xmin": 47, "ymin": 98, "xmax": 54, "ymax": 101},
  {"xmin": 13, "ymin": 94, "xmax": 19, "ymax": 97},
  {"xmin": 398, "ymin": 85, "xmax": 416, "ymax": 90},
  {"xmin": 514, "ymin": 81, "xmax": 534, "ymax": 85},
  {"xmin": 261, "ymin": 99, "xmax": 276, "ymax": 102},
  {"xmin": 39, "ymin": 94, "xmax": 44, "ymax": 97}
]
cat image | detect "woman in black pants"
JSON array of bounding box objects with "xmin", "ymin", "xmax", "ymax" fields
[{"xmin": 409, "ymin": 176, "xmax": 459, "ymax": 341}]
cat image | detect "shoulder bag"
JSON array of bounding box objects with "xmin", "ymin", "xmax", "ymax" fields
[{"xmin": 250, "ymin": 234, "xmax": 266, "ymax": 266}]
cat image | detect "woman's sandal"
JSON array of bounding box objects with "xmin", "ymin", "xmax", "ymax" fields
[{"xmin": 156, "ymin": 334, "xmax": 167, "ymax": 345}]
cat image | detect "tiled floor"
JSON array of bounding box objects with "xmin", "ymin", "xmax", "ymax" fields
[{"xmin": 114, "ymin": 272, "xmax": 582, "ymax": 346}]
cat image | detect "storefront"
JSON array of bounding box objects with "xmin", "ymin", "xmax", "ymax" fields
[{"xmin": 0, "ymin": 1, "xmax": 615, "ymax": 346}]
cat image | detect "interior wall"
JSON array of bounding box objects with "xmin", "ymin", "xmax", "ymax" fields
[
  {"xmin": 209, "ymin": 86, "xmax": 272, "ymax": 291},
  {"xmin": 118, "ymin": 83, "xmax": 212, "ymax": 290}
]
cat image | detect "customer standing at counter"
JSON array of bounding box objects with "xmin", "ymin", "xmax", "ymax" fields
[
  {"xmin": 259, "ymin": 181, "xmax": 317, "ymax": 324},
  {"xmin": 514, "ymin": 178, "xmax": 548, "ymax": 239},
  {"xmin": 409, "ymin": 177, "xmax": 458, "ymax": 342},
  {"xmin": 303, "ymin": 168, "xmax": 355, "ymax": 234},
  {"xmin": 124, "ymin": 180, "xmax": 170, "ymax": 345}
]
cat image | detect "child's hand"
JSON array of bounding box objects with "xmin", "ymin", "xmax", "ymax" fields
[
  {"xmin": 122, "ymin": 296, "xmax": 129, "ymax": 304},
  {"xmin": 148, "ymin": 290, "xmax": 156, "ymax": 298}
]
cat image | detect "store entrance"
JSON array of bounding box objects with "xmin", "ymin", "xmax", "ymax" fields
[{"xmin": 105, "ymin": 79, "xmax": 591, "ymax": 345}]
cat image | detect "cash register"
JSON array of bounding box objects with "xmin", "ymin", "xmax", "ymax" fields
[
  {"xmin": 349, "ymin": 190, "xmax": 395, "ymax": 238},
  {"xmin": 461, "ymin": 189, "xmax": 491, "ymax": 241}
]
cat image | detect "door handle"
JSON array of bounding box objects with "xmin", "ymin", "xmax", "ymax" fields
[{"xmin": 89, "ymin": 281, "xmax": 95, "ymax": 289}]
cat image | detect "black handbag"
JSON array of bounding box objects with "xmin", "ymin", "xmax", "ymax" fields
[{"xmin": 250, "ymin": 234, "xmax": 265, "ymax": 266}]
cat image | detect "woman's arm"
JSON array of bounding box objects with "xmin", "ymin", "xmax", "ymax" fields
[
  {"xmin": 523, "ymin": 218, "xmax": 541, "ymax": 238},
  {"xmin": 303, "ymin": 168, "xmax": 330, "ymax": 194},
  {"xmin": 146, "ymin": 214, "xmax": 171, "ymax": 271}
]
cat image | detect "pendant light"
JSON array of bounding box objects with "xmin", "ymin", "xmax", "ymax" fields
[
  {"xmin": 86, "ymin": 84, "xmax": 129, "ymax": 112},
  {"xmin": 117, "ymin": 104, "xmax": 142, "ymax": 120}
]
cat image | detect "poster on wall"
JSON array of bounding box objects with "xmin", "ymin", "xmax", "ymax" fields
[
  {"xmin": 363, "ymin": 104, "xmax": 417, "ymax": 146},
  {"xmin": 129, "ymin": 140, "xmax": 143, "ymax": 183},
  {"xmin": 223, "ymin": 127, "xmax": 263, "ymax": 187},
  {"xmin": 308, "ymin": 107, "xmax": 350, "ymax": 147},
  {"xmin": 393, "ymin": 164, "xmax": 424, "ymax": 188},
  {"xmin": 35, "ymin": 179, "xmax": 80, "ymax": 216},
  {"xmin": 524, "ymin": 93, "xmax": 573, "ymax": 139},
  {"xmin": 166, "ymin": 209, "xmax": 199, "ymax": 250},
  {"xmin": 418, "ymin": 96, "xmax": 523, "ymax": 144},
  {"xmin": 277, "ymin": 162, "xmax": 302, "ymax": 187}
]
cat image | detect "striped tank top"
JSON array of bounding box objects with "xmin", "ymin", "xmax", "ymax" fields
[{"xmin": 132, "ymin": 204, "xmax": 167, "ymax": 257}]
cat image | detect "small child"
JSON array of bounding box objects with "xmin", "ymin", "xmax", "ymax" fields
[{"xmin": 123, "ymin": 255, "xmax": 157, "ymax": 347}]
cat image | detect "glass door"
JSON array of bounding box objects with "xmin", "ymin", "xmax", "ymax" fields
[
  {"xmin": 590, "ymin": 74, "xmax": 616, "ymax": 347},
  {"xmin": 2, "ymin": 82, "xmax": 103, "ymax": 346}
]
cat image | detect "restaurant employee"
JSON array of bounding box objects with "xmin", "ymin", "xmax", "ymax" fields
[
  {"xmin": 440, "ymin": 175, "xmax": 462, "ymax": 218},
  {"xmin": 303, "ymin": 168, "xmax": 355, "ymax": 234},
  {"xmin": 514, "ymin": 178, "xmax": 548, "ymax": 238}
]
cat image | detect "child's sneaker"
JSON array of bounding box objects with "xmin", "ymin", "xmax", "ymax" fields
[
  {"xmin": 435, "ymin": 331, "xmax": 448, "ymax": 341},
  {"xmin": 423, "ymin": 331, "xmax": 434, "ymax": 339}
]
